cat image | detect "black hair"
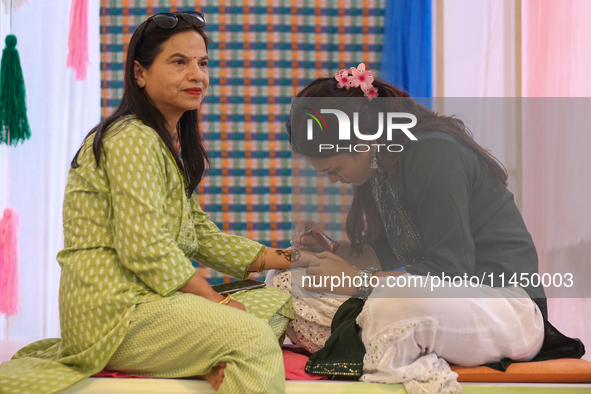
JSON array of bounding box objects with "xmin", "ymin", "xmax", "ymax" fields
[{"xmin": 286, "ymin": 77, "xmax": 508, "ymax": 256}]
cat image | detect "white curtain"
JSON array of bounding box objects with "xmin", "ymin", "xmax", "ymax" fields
[
  {"xmin": 443, "ymin": 0, "xmax": 516, "ymax": 98},
  {"xmin": 441, "ymin": 0, "xmax": 521, "ymax": 195},
  {"xmin": 442, "ymin": 0, "xmax": 591, "ymax": 361},
  {"xmin": 0, "ymin": 0, "xmax": 100, "ymax": 340}
]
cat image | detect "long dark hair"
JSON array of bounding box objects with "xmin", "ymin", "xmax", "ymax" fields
[
  {"xmin": 286, "ymin": 77, "xmax": 508, "ymax": 256},
  {"xmin": 71, "ymin": 16, "xmax": 211, "ymax": 196}
]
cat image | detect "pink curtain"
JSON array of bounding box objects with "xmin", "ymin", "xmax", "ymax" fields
[{"xmin": 522, "ymin": 0, "xmax": 591, "ymax": 360}]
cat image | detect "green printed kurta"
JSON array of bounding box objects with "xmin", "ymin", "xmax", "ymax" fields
[{"xmin": 0, "ymin": 118, "xmax": 292, "ymax": 394}]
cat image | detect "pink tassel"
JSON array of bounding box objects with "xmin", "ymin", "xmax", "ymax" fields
[
  {"xmin": 66, "ymin": 0, "xmax": 89, "ymax": 81},
  {"xmin": 0, "ymin": 207, "xmax": 20, "ymax": 318}
]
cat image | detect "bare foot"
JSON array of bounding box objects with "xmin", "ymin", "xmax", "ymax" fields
[{"xmin": 204, "ymin": 362, "xmax": 226, "ymax": 390}]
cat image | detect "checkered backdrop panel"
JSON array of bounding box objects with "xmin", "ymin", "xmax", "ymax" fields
[{"xmin": 100, "ymin": 0, "xmax": 385, "ymax": 283}]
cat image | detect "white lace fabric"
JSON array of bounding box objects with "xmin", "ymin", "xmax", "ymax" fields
[
  {"xmin": 358, "ymin": 308, "xmax": 462, "ymax": 394},
  {"xmin": 270, "ymin": 270, "xmax": 462, "ymax": 393},
  {"xmin": 269, "ymin": 269, "xmax": 345, "ymax": 353}
]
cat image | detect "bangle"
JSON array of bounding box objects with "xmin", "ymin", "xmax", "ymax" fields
[
  {"xmin": 258, "ymin": 247, "xmax": 267, "ymax": 273},
  {"xmin": 219, "ymin": 293, "xmax": 232, "ymax": 305},
  {"xmin": 356, "ymin": 268, "xmax": 378, "ymax": 299}
]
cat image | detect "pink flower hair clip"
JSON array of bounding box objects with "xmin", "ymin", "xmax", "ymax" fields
[{"xmin": 333, "ymin": 63, "xmax": 379, "ymax": 100}]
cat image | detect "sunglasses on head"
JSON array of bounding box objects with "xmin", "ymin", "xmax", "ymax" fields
[
  {"xmin": 147, "ymin": 11, "xmax": 207, "ymax": 29},
  {"xmin": 137, "ymin": 11, "xmax": 207, "ymax": 45}
]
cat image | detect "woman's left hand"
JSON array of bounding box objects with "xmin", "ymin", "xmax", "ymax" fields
[
  {"xmin": 226, "ymin": 299, "xmax": 246, "ymax": 311},
  {"xmin": 291, "ymin": 249, "xmax": 319, "ymax": 268},
  {"xmin": 304, "ymin": 251, "xmax": 359, "ymax": 295}
]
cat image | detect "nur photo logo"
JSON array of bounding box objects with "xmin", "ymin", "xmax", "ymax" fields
[{"xmin": 303, "ymin": 107, "xmax": 418, "ymax": 153}]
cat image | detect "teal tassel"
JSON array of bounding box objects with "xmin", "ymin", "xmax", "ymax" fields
[{"xmin": 0, "ymin": 34, "xmax": 31, "ymax": 146}]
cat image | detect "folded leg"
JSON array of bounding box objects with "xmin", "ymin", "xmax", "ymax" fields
[{"xmin": 106, "ymin": 292, "xmax": 285, "ymax": 394}]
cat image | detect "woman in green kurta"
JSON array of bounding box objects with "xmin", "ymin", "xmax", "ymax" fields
[{"xmin": 0, "ymin": 12, "xmax": 292, "ymax": 394}]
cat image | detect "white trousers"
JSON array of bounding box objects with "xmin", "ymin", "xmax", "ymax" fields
[{"xmin": 357, "ymin": 274, "xmax": 545, "ymax": 393}]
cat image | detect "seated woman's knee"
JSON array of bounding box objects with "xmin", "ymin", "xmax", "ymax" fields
[
  {"xmin": 236, "ymin": 314, "xmax": 277, "ymax": 344},
  {"xmin": 370, "ymin": 297, "xmax": 453, "ymax": 323}
]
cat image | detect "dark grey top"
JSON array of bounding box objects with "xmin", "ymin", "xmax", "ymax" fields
[{"xmin": 367, "ymin": 130, "xmax": 547, "ymax": 317}]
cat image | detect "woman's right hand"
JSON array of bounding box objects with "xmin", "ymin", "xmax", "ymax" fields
[
  {"xmin": 206, "ymin": 291, "xmax": 246, "ymax": 312},
  {"xmin": 292, "ymin": 219, "xmax": 326, "ymax": 253}
]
